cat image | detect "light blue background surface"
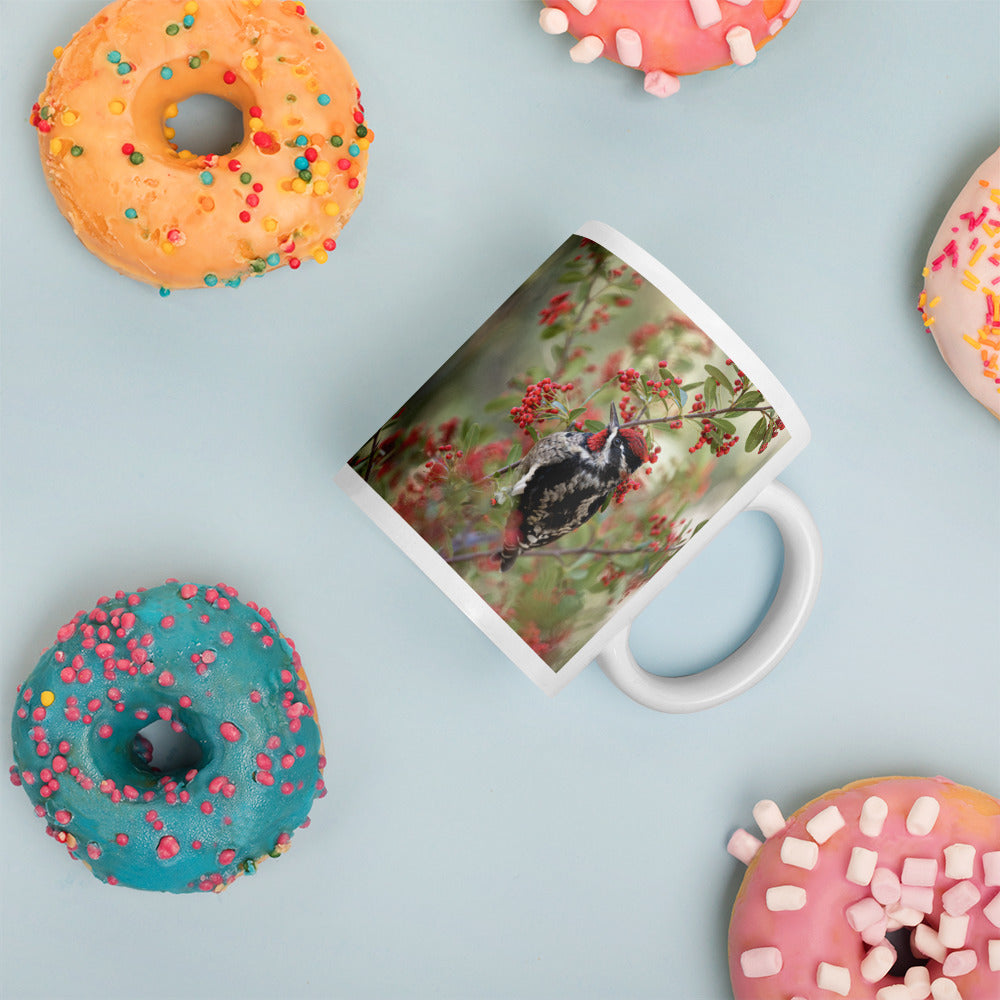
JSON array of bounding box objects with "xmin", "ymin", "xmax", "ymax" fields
[{"xmin": 1, "ymin": 2, "xmax": 998, "ymax": 998}]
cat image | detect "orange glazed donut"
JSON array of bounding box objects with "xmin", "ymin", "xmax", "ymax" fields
[
  {"xmin": 726, "ymin": 776, "xmax": 1000, "ymax": 1000},
  {"xmin": 31, "ymin": 0, "xmax": 372, "ymax": 292},
  {"xmin": 538, "ymin": 0, "xmax": 801, "ymax": 96}
]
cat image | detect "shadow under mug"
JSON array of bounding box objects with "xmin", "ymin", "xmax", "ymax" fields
[{"xmin": 338, "ymin": 221, "xmax": 823, "ymax": 712}]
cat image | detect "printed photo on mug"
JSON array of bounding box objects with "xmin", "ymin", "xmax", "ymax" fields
[{"xmin": 338, "ymin": 223, "xmax": 811, "ymax": 696}]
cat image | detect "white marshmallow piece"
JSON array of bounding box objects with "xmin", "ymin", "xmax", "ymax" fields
[
  {"xmin": 688, "ymin": 0, "xmax": 722, "ymax": 30},
  {"xmin": 942, "ymin": 949, "xmax": 977, "ymax": 977},
  {"xmin": 905, "ymin": 965, "xmax": 932, "ymax": 1000},
  {"xmin": 753, "ymin": 799, "xmax": 785, "ymax": 839},
  {"xmin": 725, "ymin": 26, "xmax": 757, "ymax": 66},
  {"xmin": 861, "ymin": 943, "xmax": 897, "ymax": 983},
  {"xmin": 780, "ymin": 836, "xmax": 819, "ymax": 870},
  {"xmin": 861, "ymin": 914, "xmax": 889, "ymax": 946},
  {"xmin": 538, "ymin": 8, "xmax": 569, "ymax": 34},
  {"xmin": 937, "ymin": 912, "xmax": 969, "ymax": 949},
  {"xmin": 614, "ymin": 28, "xmax": 642, "ymax": 68},
  {"xmin": 929, "ymin": 978, "xmax": 962, "ymax": 1000},
  {"xmin": 846, "ymin": 897, "xmax": 885, "ymax": 932},
  {"xmin": 726, "ymin": 828, "xmax": 763, "ymax": 864},
  {"xmin": 943, "ymin": 843, "xmax": 976, "ymax": 880},
  {"xmin": 816, "ymin": 962, "xmax": 851, "ymax": 997},
  {"xmin": 886, "ymin": 903, "xmax": 924, "ymax": 927},
  {"xmin": 984, "ymin": 849, "xmax": 1000, "ymax": 886},
  {"xmin": 906, "ymin": 795, "xmax": 940, "ymax": 836},
  {"xmin": 989, "ymin": 939, "xmax": 1000, "ymax": 972},
  {"xmin": 871, "ymin": 867, "xmax": 902, "ymax": 905},
  {"xmin": 860, "ymin": 796, "xmax": 889, "ymax": 837},
  {"xmin": 806, "ymin": 805, "xmax": 846, "ymax": 844},
  {"xmin": 847, "ymin": 846, "xmax": 879, "ymax": 886},
  {"xmin": 569, "ymin": 35, "xmax": 603, "ymax": 63},
  {"xmin": 566, "ymin": 0, "xmax": 597, "ymax": 14},
  {"xmin": 899, "ymin": 885, "xmax": 935, "ymax": 914},
  {"xmin": 985, "ymin": 888, "xmax": 1000, "ymax": 928},
  {"xmin": 642, "ymin": 70, "xmax": 680, "ymax": 98},
  {"xmin": 942, "ymin": 879, "xmax": 981, "ymax": 917},
  {"xmin": 765, "ymin": 885, "xmax": 806, "ymax": 911},
  {"xmin": 740, "ymin": 946, "xmax": 782, "ymax": 978},
  {"xmin": 912, "ymin": 923, "xmax": 947, "ymax": 963},
  {"xmin": 876, "ymin": 987, "xmax": 913, "ymax": 1000},
  {"xmin": 902, "ymin": 857, "xmax": 938, "ymax": 886}
]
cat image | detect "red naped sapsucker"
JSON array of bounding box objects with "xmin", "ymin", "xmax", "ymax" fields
[{"xmin": 497, "ymin": 404, "xmax": 648, "ymax": 571}]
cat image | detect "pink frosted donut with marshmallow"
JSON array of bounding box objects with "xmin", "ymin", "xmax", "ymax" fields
[
  {"xmin": 726, "ymin": 776, "xmax": 1000, "ymax": 1000},
  {"xmin": 538, "ymin": 0, "xmax": 801, "ymax": 96}
]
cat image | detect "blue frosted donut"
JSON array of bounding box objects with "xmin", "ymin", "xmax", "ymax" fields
[{"xmin": 9, "ymin": 580, "xmax": 325, "ymax": 893}]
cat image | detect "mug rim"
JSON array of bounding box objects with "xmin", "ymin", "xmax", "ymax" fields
[{"xmin": 337, "ymin": 222, "xmax": 811, "ymax": 696}]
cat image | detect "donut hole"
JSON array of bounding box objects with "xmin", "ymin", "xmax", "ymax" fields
[
  {"xmin": 166, "ymin": 94, "xmax": 244, "ymax": 156},
  {"xmin": 884, "ymin": 926, "xmax": 929, "ymax": 978},
  {"xmin": 132, "ymin": 718, "xmax": 204, "ymax": 777}
]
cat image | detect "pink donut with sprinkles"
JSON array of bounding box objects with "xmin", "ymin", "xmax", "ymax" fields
[
  {"xmin": 9, "ymin": 580, "xmax": 326, "ymax": 893},
  {"xmin": 538, "ymin": 0, "xmax": 801, "ymax": 96},
  {"xmin": 726, "ymin": 776, "xmax": 1000, "ymax": 1000},
  {"xmin": 30, "ymin": 0, "xmax": 372, "ymax": 292}
]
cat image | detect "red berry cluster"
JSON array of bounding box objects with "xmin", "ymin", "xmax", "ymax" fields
[
  {"xmin": 509, "ymin": 377, "xmax": 574, "ymax": 429},
  {"xmin": 724, "ymin": 358, "xmax": 747, "ymax": 393},
  {"xmin": 613, "ymin": 478, "xmax": 642, "ymax": 504},
  {"xmin": 689, "ymin": 420, "xmax": 740, "ymax": 456},
  {"xmin": 645, "ymin": 372, "xmax": 684, "ymax": 400},
  {"xmin": 538, "ymin": 291, "xmax": 573, "ymax": 327}
]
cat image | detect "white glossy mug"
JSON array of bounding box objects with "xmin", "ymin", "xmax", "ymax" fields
[{"xmin": 338, "ymin": 222, "xmax": 822, "ymax": 712}]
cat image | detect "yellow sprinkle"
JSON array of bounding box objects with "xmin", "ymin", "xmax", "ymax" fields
[
  {"xmin": 263, "ymin": 216, "xmax": 278, "ymax": 232},
  {"xmin": 963, "ymin": 334, "xmax": 981, "ymax": 349},
  {"xmin": 313, "ymin": 248, "xmax": 328, "ymax": 264},
  {"xmin": 184, "ymin": 1, "xmax": 199, "ymax": 12},
  {"xmin": 313, "ymin": 159, "xmax": 330, "ymax": 176},
  {"xmin": 179, "ymin": 149, "xmax": 195, "ymax": 160},
  {"xmin": 109, "ymin": 99, "xmax": 126, "ymax": 115},
  {"xmin": 49, "ymin": 138, "xmax": 64, "ymax": 156},
  {"xmin": 924, "ymin": 316, "xmax": 935, "ymax": 327},
  {"xmin": 248, "ymin": 116, "xmax": 263, "ymax": 130},
  {"xmin": 40, "ymin": 691, "xmax": 55, "ymax": 707},
  {"xmin": 969, "ymin": 244, "xmax": 986, "ymax": 267},
  {"xmin": 163, "ymin": 126, "xmax": 176, "ymax": 140},
  {"xmin": 291, "ymin": 177, "xmax": 308, "ymax": 193},
  {"xmin": 243, "ymin": 54, "xmax": 260, "ymax": 71},
  {"xmin": 928, "ymin": 296, "xmax": 940, "ymax": 308},
  {"xmin": 61, "ymin": 110, "xmax": 78, "ymax": 126},
  {"xmin": 356, "ymin": 138, "xmax": 370, "ymax": 151},
  {"xmin": 961, "ymin": 271, "xmax": 981, "ymax": 290},
  {"xmin": 165, "ymin": 103, "xmax": 179, "ymax": 120},
  {"xmin": 323, "ymin": 201, "xmax": 340, "ymax": 217},
  {"xmin": 52, "ymin": 46, "xmax": 64, "ymax": 58},
  {"xmin": 160, "ymin": 241, "xmax": 175, "ymax": 254},
  {"xmin": 313, "ymin": 180, "xmax": 329, "ymax": 196}
]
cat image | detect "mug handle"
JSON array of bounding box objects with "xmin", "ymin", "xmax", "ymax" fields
[{"xmin": 595, "ymin": 481, "xmax": 822, "ymax": 713}]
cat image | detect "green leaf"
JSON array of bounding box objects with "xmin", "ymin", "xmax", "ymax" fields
[
  {"xmin": 745, "ymin": 416, "xmax": 769, "ymax": 453},
  {"xmin": 558, "ymin": 271, "xmax": 586, "ymax": 284},
  {"xmin": 540, "ymin": 324, "xmax": 566, "ymax": 340},
  {"xmin": 735, "ymin": 390, "xmax": 764, "ymax": 410},
  {"xmin": 704, "ymin": 364, "xmax": 733, "ymax": 395},
  {"xmin": 463, "ymin": 422, "xmax": 481, "ymax": 454},
  {"xmin": 703, "ymin": 376, "xmax": 718, "ymax": 410},
  {"xmin": 584, "ymin": 419, "xmax": 605, "ymax": 432}
]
